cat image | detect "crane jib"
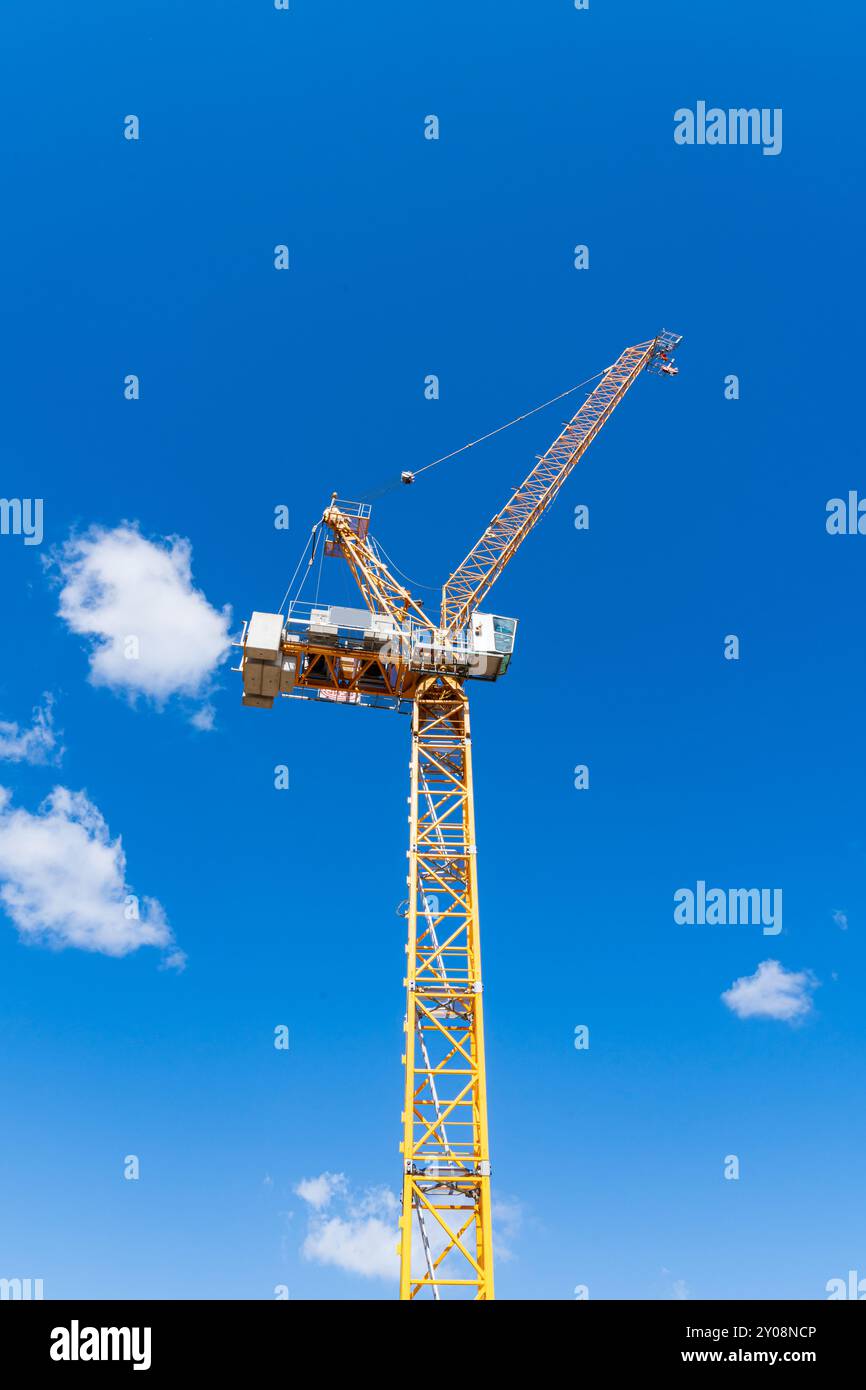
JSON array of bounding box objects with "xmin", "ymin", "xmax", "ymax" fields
[{"xmin": 439, "ymin": 336, "xmax": 675, "ymax": 632}]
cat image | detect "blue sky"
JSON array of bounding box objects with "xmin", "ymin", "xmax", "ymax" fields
[{"xmin": 0, "ymin": 0, "xmax": 863, "ymax": 1300}]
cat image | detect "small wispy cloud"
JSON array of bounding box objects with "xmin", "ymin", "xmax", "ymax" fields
[
  {"xmin": 189, "ymin": 704, "xmax": 216, "ymax": 732},
  {"xmin": 492, "ymin": 1196, "xmax": 524, "ymax": 1262},
  {"xmin": 158, "ymin": 948, "xmax": 188, "ymax": 973},
  {"xmin": 0, "ymin": 695, "xmax": 61, "ymax": 765},
  {"xmin": 722, "ymin": 959, "xmax": 818, "ymax": 1023},
  {"xmin": 660, "ymin": 1267, "xmax": 691, "ymax": 1299},
  {"xmin": 294, "ymin": 1172, "xmax": 397, "ymax": 1281},
  {"xmin": 295, "ymin": 1172, "xmax": 347, "ymax": 1211},
  {"xmin": 832, "ymin": 910, "xmax": 848, "ymax": 931}
]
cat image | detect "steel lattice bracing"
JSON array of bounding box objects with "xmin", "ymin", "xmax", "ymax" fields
[
  {"xmin": 440, "ymin": 339, "xmax": 657, "ymax": 632},
  {"xmin": 399, "ymin": 676, "xmax": 494, "ymax": 1299},
  {"xmin": 323, "ymin": 499, "xmax": 434, "ymax": 629}
]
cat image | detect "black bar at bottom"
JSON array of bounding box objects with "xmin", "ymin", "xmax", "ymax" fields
[{"xmin": 1, "ymin": 1298, "xmax": 861, "ymax": 1375}]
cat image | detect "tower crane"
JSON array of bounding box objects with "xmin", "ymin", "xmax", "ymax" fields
[{"xmin": 238, "ymin": 330, "xmax": 682, "ymax": 1300}]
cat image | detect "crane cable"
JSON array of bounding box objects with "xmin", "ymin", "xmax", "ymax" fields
[
  {"xmin": 410, "ymin": 366, "xmax": 609, "ymax": 479},
  {"xmin": 279, "ymin": 362, "xmax": 612, "ymax": 608},
  {"xmin": 363, "ymin": 365, "xmax": 611, "ymax": 589},
  {"xmin": 276, "ymin": 521, "xmax": 320, "ymax": 615},
  {"xmin": 371, "ymin": 536, "xmax": 439, "ymax": 594},
  {"xmin": 358, "ymin": 363, "xmax": 610, "ymax": 502}
]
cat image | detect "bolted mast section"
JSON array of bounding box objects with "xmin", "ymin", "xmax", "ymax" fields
[{"xmin": 400, "ymin": 675, "xmax": 494, "ymax": 1299}]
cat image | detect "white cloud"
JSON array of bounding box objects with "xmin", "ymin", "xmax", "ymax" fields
[
  {"xmin": 294, "ymin": 1172, "xmax": 347, "ymax": 1211},
  {"xmin": 492, "ymin": 1196, "xmax": 524, "ymax": 1262},
  {"xmin": 832, "ymin": 910, "xmax": 848, "ymax": 931},
  {"xmin": 189, "ymin": 704, "xmax": 216, "ymax": 732},
  {"xmin": 158, "ymin": 948, "xmax": 188, "ymax": 973},
  {"xmin": 301, "ymin": 1211, "xmax": 397, "ymax": 1282},
  {"xmin": 0, "ymin": 696, "xmax": 61, "ymax": 765},
  {"xmin": 295, "ymin": 1173, "xmax": 397, "ymax": 1282},
  {"xmin": 53, "ymin": 524, "xmax": 231, "ymax": 703},
  {"xmin": 660, "ymin": 1268, "xmax": 691, "ymax": 1299},
  {"xmin": 722, "ymin": 959, "xmax": 818, "ymax": 1023},
  {"xmin": 0, "ymin": 784, "xmax": 175, "ymax": 957}
]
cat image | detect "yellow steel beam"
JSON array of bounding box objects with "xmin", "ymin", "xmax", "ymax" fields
[
  {"xmin": 399, "ymin": 676, "xmax": 494, "ymax": 1299},
  {"xmin": 440, "ymin": 338, "xmax": 657, "ymax": 632},
  {"xmin": 323, "ymin": 500, "xmax": 434, "ymax": 630}
]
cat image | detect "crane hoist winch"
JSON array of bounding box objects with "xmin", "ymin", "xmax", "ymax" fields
[{"xmin": 237, "ymin": 329, "xmax": 682, "ymax": 1300}]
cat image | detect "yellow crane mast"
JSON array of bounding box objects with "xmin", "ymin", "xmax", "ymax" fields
[{"xmin": 238, "ymin": 331, "xmax": 682, "ymax": 1300}]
